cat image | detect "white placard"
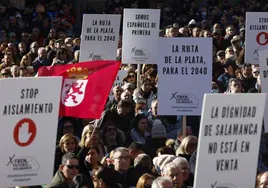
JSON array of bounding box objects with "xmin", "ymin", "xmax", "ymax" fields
[
  {"xmin": 0, "ymin": 77, "xmax": 62, "ymax": 187},
  {"xmin": 157, "ymin": 37, "xmax": 212, "ymax": 115},
  {"xmin": 245, "ymin": 12, "xmax": 268, "ymax": 65},
  {"xmin": 109, "ymin": 70, "xmax": 128, "ymax": 100},
  {"xmin": 194, "ymin": 93, "xmax": 266, "ymax": 188},
  {"xmin": 80, "ymin": 14, "xmax": 121, "ymax": 62},
  {"xmin": 122, "ymin": 9, "xmax": 160, "ymax": 64},
  {"xmin": 259, "ymin": 49, "xmax": 268, "ymax": 132}
]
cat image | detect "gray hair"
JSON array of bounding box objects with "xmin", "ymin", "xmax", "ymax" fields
[
  {"xmin": 61, "ymin": 152, "xmax": 78, "ymax": 165},
  {"xmin": 38, "ymin": 47, "xmax": 46, "ymax": 55},
  {"xmin": 173, "ymin": 157, "xmax": 189, "ymax": 168},
  {"xmin": 162, "ymin": 162, "xmax": 181, "ymax": 176},
  {"xmin": 152, "ymin": 177, "xmax": 173, "ymax": 188},
  {"xmin": 112, "ymin": 147, "xmax": 129, "ymax": 158},
  {"xmin": 134, "ymin": 154, "xmax": 152, "ymax": 169}
]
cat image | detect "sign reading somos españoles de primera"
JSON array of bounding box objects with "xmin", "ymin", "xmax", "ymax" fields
[
  {"xmin": 194, "ymin": 94, "xmax": 266, "ymax": 188},
  {"xmin": 122, "ymin": 9, "xmax": 160, "ymax": 64}
]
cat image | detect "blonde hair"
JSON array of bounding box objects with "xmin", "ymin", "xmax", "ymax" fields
[
  {"xmin": 59, "ymin": 133, "xmax": 78, "ymax": 152},
  {"xmin": 165, "ymin": 139, "xmax": 175, "ymax": 148},
  {"xmin": 176, "ymin": 135, "xmax": 197, "ymax": 155},
  {"xmin": 79, "ymin": 124, "xmax": 100, "ymax": 147},
  {"xmin": 20, "ymin": 55, "xmax": 31, "ymax": 67}
]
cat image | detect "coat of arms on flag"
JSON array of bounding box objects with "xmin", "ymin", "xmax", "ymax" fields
[{"xmin": 38, "ymin": 61, "xmax": 121, "ymax": 118}]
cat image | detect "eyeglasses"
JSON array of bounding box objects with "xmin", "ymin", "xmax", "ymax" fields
[
  {"xmin": 128, "ymin": 74, "xmax": 135, "ymax": 78},
  {"xmin": 66, "ymin": 165, "xmax": 79, "ymax": 170},
  {"xmin": 144, "ymin": 185, "xmax": 151, "ymax": 188},
  {"xmin": 253, "ymin": 71, "xmax": 259, "ymax": 74},
  {"xmin": 1, "ymin": 72, "xmax": 9, "ymax": 76},
  {"xmin": 32, "ymin": 46, "xmax": 39, "ymax": 48}
]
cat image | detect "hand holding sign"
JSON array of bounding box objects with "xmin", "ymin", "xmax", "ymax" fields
[{"xmin": 19, "ymin": 122, "xmax": 33, "ymax": 144}]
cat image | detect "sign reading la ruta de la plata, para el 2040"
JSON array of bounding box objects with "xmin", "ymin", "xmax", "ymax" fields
[
  {"xmin": 157, "ymin": 37, "xmax": 212, "ymax": 116},
  {"xmin": 79, "ymin": 14, "xmax": 121, "ymax": 62}
]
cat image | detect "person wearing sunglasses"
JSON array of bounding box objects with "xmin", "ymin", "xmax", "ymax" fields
[{"xmin": 48, "ymin": 153, "xmax": 80, "ymax": 188}]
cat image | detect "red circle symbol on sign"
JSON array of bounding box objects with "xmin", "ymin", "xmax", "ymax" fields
[
  {"xmin": 13, "ymin": 118, "xmax": 37, "ymax": 147},
  {"xmin": 256, "ymin": 32, "xmax": 268, "ymax": 46}
]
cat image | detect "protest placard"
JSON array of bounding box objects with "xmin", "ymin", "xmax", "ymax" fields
[
  {"xmin": 157, "ymin": 37, "xmax": 212, "ymax": 115},
  {"xmin": 245, "ymin": 12, "xmax": 268, "ymax": 64},
  {"xmin": 80, "ymin": 14, "xmax": 121, "ymax": 62},
  {"xmin": 109, "ymin": 70, "xmax": 128, "ymax": 100},
  {"xmin": 194, "ymin": 93, "xmax": 266, "ymax": 188},
  {"xmin": 122, "ymin": 9, "xmax": 160, "ymax": 64},
  {"xmin": 258, "ymin": 49, "xmax": 268, "ymax": 132},
  {"xmin": 0, "ymin": 77, "xmax": 62, "ymax": 187}
]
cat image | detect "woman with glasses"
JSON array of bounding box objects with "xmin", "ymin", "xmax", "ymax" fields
[
  {"xmin": 123, "ymin": 70, "xmax": 137, "ymax": 86},
  {"xmin": 100, "ymin": 121, "xmax": 126, "ymax": 152}
]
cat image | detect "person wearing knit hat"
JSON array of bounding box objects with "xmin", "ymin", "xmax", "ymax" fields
[
  {"xmin": 153, "ymin": 154, "xmax": 177, "ymax": 174},
  {"xmin": 151, "ymin": 119, "xmax": 167, "ymax": 139}
]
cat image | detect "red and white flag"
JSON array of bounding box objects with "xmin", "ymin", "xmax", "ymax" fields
[{"xmin": 38, "ymin": 61, "xmax": 121, "ymax": 118}]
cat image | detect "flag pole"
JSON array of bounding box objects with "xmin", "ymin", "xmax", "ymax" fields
[
  {"xmin": 183, "ymin": 116, "xmax": 187, "ymax": 138},
  {"xmin": 137, "ymin": 64, "xmax": 141, "ymax": 89}
]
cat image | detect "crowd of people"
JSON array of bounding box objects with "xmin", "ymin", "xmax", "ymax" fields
[{"xmin": 1, "ymin": 0, "xmax": 268, "ymax": 188}]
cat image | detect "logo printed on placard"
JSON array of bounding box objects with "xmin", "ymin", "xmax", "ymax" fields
[
  {"xmin": 7, "ymin": 154, "xmax": 40, "ymax": 171},
  {"xmin": 131, "ymin": 47, "xmax": 150, "ymax": 61},
  {"xmin": 256, "ymin": 32, "xmax": 268, "ymax": 46},
  {"xmin": 170, "ymin": 92, "xmax": 199, "ymax": 105},
  {"xmin": 211, "ymin": 181, "xmax": 236, "ymax": 188},
  {"xmin": 13, "ymin": 118, "xmax": 37, "ymax": 147},
  {"xmin": 88, "ymin": 53, "xmax": 107, "ymax": 60}
]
